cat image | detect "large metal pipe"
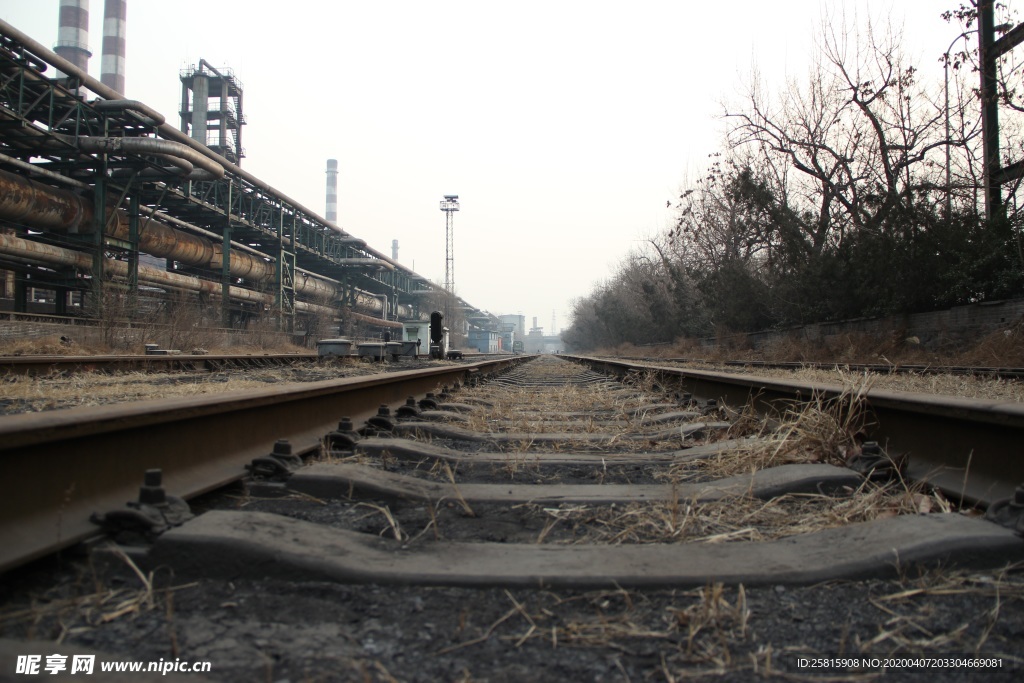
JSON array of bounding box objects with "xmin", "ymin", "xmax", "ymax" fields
[
  {"xmin": 0, "ymin": 20, "xmax": 419, "ymax": 322},
  {"xmin": 334, "ymin": 258, "xmax": 395, "ymax": 271},
  {"xmin": 0, "ymin": 152, "xmax": 90, "ymax": 190},
  {"xmin": 0, "ymin": 168, "xmax": 409, "ymax": 313},
  {"xmin": 58, "ymin": 135, "xmax": 225, "ymax": 179},
  {"xmin": 0, "ymin": 232, "xmax": 334, "ymax": 317},
  {"xmin": 0, "ymin": 167, "xmax": 89, "ymax": 231},
  {"xmin": 100, "ymin": 0, "xmax": 126, "ymax": 94},
  {"xmin": 0, "ymin": 19, "xmax": 411, "ymax": 272},
  {"xmin": 92, "ymin": 99, "xmax": 165, "ymax": 126}
]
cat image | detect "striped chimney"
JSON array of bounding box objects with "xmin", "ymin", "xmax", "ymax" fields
[
  {"xmin": 392, "ymin": 239, "xmax": 399, "ymax": 261},
  {"xmin": 325, "ymin": 159, "xmax": 338, "ymax": 223},
  {"xmin": 54, "ymin": 0, "xmax": 91, "ymax": 77},
  {"xmin": 100, "ymin": 0, "xmax": 127, "ymax": 94}
]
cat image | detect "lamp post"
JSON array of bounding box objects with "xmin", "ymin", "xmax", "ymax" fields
[
  {"xmin": 439, "ymin": 194, "xmax": 459, "ymax": 321},
  {"xmin": 944, "ymin": 30, "xmax": 975, "ymax": 219}
]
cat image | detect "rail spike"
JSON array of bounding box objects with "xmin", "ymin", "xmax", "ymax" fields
[
  {"xmin": 396, "ymin": 396, "xmax": 422, "ymax": 419},
  {"xmin": 361, "ymin": 405, "xmax": 395, "ymax": 436},
  {"xmin": 90, "ymin": 469, "xmax": 193, "ymax": 539},
  {"xmin": 985, "ymin": 484, "xmax": 1024, "ymax": 536},
  {"xmin": 326, "ymin": 417, "xmax": 361, "ymax": 450},
  {"xmin": 246, "ymin": 439, "xmax": 303, "ymax": 480}
]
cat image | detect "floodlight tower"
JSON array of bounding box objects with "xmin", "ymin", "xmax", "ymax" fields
[{"xmin": 439, "ymin": 194, "xmax": 459, "ymax": 319}]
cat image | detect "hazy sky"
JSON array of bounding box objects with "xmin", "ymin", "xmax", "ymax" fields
[{"xmin": 1, "ymin": 1, "xmax": 963, "ymax": 333}]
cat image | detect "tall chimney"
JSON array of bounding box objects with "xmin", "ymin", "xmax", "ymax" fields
[
  {"xmin": 100, "ymin": 0, "xmax": 127, "ymax": 94},
  {"xmin": 54, "ymin": 0, "xmax": 91, "ymax": 77},
  {"xmin": 391, "ymin": 239, "xmax": 399, "ymax": 261},
  {"xmin": 325, "ymin": 159, "xmax": 338, "ymax": 223}
]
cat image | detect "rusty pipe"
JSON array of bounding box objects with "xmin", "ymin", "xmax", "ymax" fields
[
  {"xmin": 54, "ymin": 135, "xmax": 224, "ymax": 179},
  {"xmin": 0, "ymin": 17, "xmax": 416, "ymax": 278},
  {"xmin": 335, "ymin": 258, "xmax": 395, "ymax": 271},
  {"xmin": 0, "ymin": 152, "xmax": 90, "ymax": 190},
  {"xmin": 0, "ymin": 232, "xmax": 334, "ymax": 316},
  {"xmin": 0, "ymin": 166, "xmax": 89, "ymax": 231},
  {"xmin": 91, "ymin": 99, "xmax": 165, "ymax": 126},
  {"xmin": 0, "ymin": 169, "xmax": 410, "ymax": 314}
]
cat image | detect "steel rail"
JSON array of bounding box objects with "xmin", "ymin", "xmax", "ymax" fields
[
  {"xmin": 570, "ymin": 355, "xmax": 1024, "ymax": 507},
  {"xmin": 0, "ymin": 352, "xmax": 515, "ymax": 376},
  {"xmin": 0, "ymin": 356, "xmax": 523, "ymax": 572},
  {"xmin": 616, "ymin": 355, "xmax": 1024, "ymax": 381},
  {"xmin": 0, "ymin": 352, "xmax": 318, "ymax": 375}
]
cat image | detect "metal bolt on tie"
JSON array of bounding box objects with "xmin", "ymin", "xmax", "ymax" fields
[
  {"xmin": 326, "ymin": 418, "xmax": 361, "ymax": 450},
  {"xmin": 246, "ymin": 439, "xmax": 303, "ymax": 480},
  {"xmin": 91, "ymin": 468, "xmax": 193, "ymax": 537},
  {"xmin": 365, "ymin": 404, "xmax": 395, "ymax": 433},
  {"xmin": 985, "ymin": 483, "xmax": 1024, "ymax": 535},
  {"xmin": 397, "ymin": 396, "xmax": 422, "ymax": 419}
]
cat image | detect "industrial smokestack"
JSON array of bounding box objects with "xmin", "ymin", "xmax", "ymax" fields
[
  {"xmin": 100, "ymin": 0, "xmax": 127, "ymax": 94},
  {"xmin": 54, "ymin": 0, "xmax": 91, "ymax": 77},
  {"xmin": 391, "ymin": 239, "xmax": 399, "ymax": 261},
  {"xmin": 325, "ymin": 159, "xmax": 338, "ymax": 223}
]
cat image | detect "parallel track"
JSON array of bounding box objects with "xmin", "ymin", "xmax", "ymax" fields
[
  {"xmin": 0, "ymin": 352, "xmax": 318, "ymax": 375},
  {"xmin": 0, "ymin": 356, "xmax": 524, "ymax": 571},
  {"xmin": 2, "ymin": 354, "xmax": 1023, "ymax": 680},
  {"xmin": 618, "ymin": 355, "xmax": 1024, "ymax": 381},
  {"xmin": 0, "ymin": 350, "xmax": 498, "ymax": 375},
  {"xmin": 1, "ymin": 353, "xmax": 1021, "ymax": 574}
]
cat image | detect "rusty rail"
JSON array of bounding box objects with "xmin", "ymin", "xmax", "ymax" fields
[
  {"xmin": 0, "ymin": 356, "xmax": 523, "ymax": 572},
  {"xmin": 570, "ymin": 355, "xmax": 1024, "ymax": 507}
]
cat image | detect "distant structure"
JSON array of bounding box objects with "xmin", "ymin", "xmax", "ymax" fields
[
  {"xmin": 499, "ymin": 314, "xmax": 525, "ymax": 340},
  {"xmin": 496, "ymin": 314, "xmax": 525, "ymax": 353},
  {"xmin": 524, "ymin": 315, "xmax": 563, "ymax": 353},
  {"xmin": 391, "ymin": 239, "xmax": 399, "ymax": 261},
  {"xmin": 325, "ymin": 159, "xmax": 338, "ymax": 223},
  {"xmin": 179, "ymin": 59, "xmax": 245, "ymax": 165},
  {"xmin": 100, "ymin": 0, "xmax": 126, "ymax": 94},
  {"xmin": 54, "ymin": 0, "xmax": 91, "ymax": 77}
]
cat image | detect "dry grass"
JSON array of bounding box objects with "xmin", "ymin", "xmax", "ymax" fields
[
  {"xmin": 0, "ymin": 335, "xmax": 110, "ymax": 356},
  {"xmin": 613, "ymin": 321, "xmax": 1024, "ymax": 368},
  {"xmin": 862, "ymin": 562, "xmax": 1024, "ymax": 659},
  {"xmin": 528, "ymin": 482, "xmax": 952, "ymax": 546},
  {"xmin": 436, "ymin": 563, "xmax": 1024, "ymax": 678},
  {"xmin": 607, "ymin": 328, "xmax": 1024, "ymax": 402},
  {"xmin": 462, "ymin": 371, "xmax": 683, "ymax": 445},
  {"xmin": 0, "ymin": 544, "xmax": 195, "ymax": 641},
  {"xmin": 0, "ymin": 362, "xmax": 396, "ymax": 414},
  {"xmin": 651, "ymin": 383, "xmax": 873, "ymax": 483},
  {"xmin": 443, "ymin": 585, "xmax": 752, "ymax": 675},
  {"xmin": 674, "ymin": 363, "xmax": 1024, "ymax": 403}
]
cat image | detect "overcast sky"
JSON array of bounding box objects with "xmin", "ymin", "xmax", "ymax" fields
[{"xmin": 1, "ymin": 1, "xmax": 964, "ymax": 333}]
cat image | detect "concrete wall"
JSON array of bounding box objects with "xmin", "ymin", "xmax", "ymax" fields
[{"xmin": 0, "ymin": 314, "xmax": 302, "ymax": 350}]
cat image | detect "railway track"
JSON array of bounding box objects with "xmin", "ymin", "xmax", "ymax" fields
[
  {"xmin": 1, "ymin": 355, "xmax": 1023, "ymax": 680},
  {"xmin": 0, "ymin": 350, "xmax": 497, "ymax": 377},
  {"xmin": 619, "ymin": 355, "xmax": 1024, "ymax": 381}
]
